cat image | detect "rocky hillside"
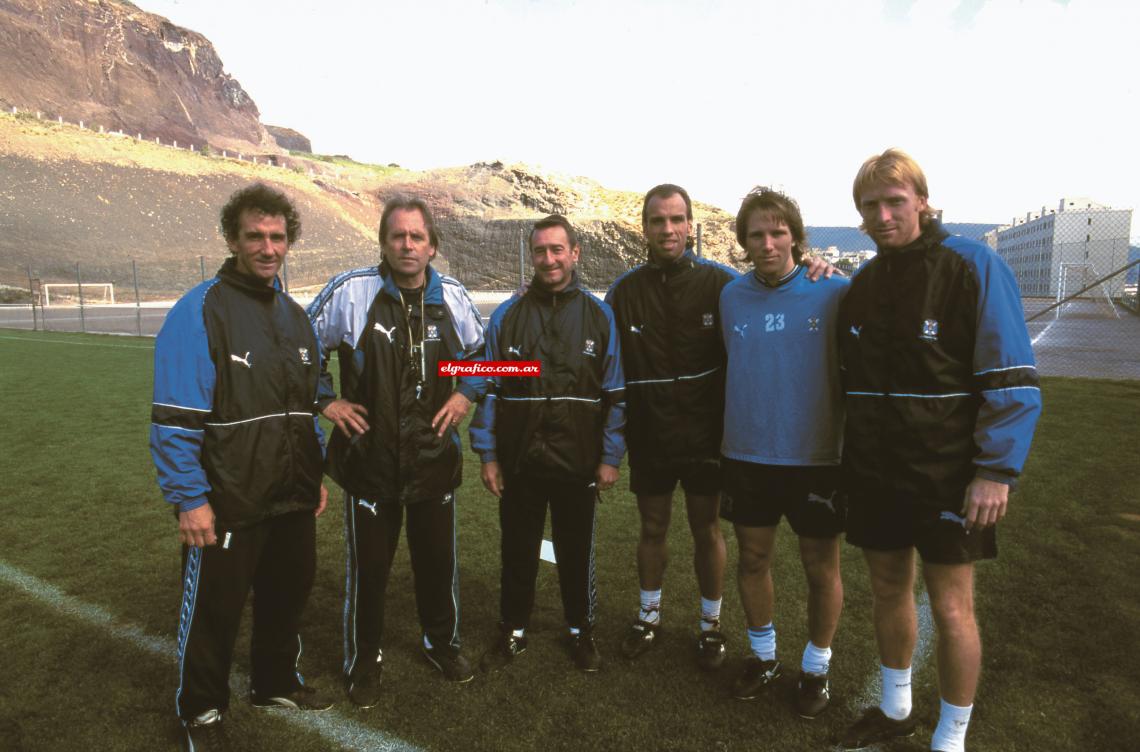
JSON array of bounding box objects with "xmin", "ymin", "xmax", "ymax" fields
[
  {"xmin": 266, "ymin": 125, "xmax": 311, "ymax": 153},
  {"xmin": 0, "ymin": 0, "xmax": 748, "ymax": 298},
  {"xmin": 377, "ymin": 160, "xmax": 744, "ymax": 288},
  {"xmin": 0, "ymin": 0, "xmax": 274, "ymax": 154},
  {"xmin": 0, "ymin": 114, "xmax": 378, "ymax": 298},
  {"xmin": 0, "ymin": 114, "xmax": 747, "ymax": 298}
]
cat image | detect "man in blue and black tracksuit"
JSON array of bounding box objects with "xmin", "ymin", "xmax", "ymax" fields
[
  {"xmin": 151, "ymin": 183, "xmax": 331, "ymax": 751},
  {"xmin": 307, "ymin": 196, "xmax": 486, "ymax": 707},
  {"xmin": 836, "ymin": 150, "xmax": 1042, "ymax": 752},
  {"xmin": 471, "ymin": 214, "xmax": 626, "ymax": 673}
]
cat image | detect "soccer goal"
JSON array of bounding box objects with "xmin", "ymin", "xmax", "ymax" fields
[
  {"xmin": 1055, "ymin": 263, "xmax": 1118, "ymax": 320},
  {"xmin": 41, "ymin": 283, "xmax": 115, "ymax": 306}
]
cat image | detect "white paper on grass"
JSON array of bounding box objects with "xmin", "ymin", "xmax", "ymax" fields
[{"xmin": 540, "ymin": 539, "xmax": 557, "ymax": 563}]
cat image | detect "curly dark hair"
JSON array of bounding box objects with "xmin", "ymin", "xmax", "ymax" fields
[{"xmin": 220, "ymin": 183, "xmax": 301, "ymax": 245}]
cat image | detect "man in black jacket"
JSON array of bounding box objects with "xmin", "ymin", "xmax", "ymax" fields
[
  {"xmin": 152, "ymin": 183, "xmax": 331, "ymax": 751},
  {"xmin": 308, "ymin": 196, "xmax": 486, "ymax": 707},
  {"xmin": 605, "ymin": 184, "xmax": 736, "ymax": 669},
  {"xmin": 837, "ymin": 150, "xmax": 1041, "ymax": 752},
  {"xmin": 470, "ymin": 214, "xmax": 626, "ymax": 672}
]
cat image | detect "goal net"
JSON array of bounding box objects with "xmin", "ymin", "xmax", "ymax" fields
[
  {"xmin": 41, "ymin": 283, "xmax": 115, "ymax": 306},
  {"xmin": 1055, "ymin": 263, "xmax": 1118, "ymax": 320}
]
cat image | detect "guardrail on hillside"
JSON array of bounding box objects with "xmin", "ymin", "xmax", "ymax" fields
[{"xmin": 3, "ymin": 106, "xmax": 340, "ymax": 177}]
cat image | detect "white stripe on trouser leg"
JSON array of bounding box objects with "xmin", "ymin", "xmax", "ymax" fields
[
  {"xmin": 447, "ymin": 496, "xmax": 461, "ymax": 650},
  {"xmin": 343, "ymin": 491, "xmax": 361, "ymax": 677},
  {"xmin": 586, "ymin": 499, "xmax": 598, "ymax": 626},
  {"xmin": 175, "ymin": 546, "xmax": 203, "ymax": 717}
]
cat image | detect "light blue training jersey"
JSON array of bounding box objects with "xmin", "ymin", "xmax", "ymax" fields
[{"xmin": 719, "ymin": 265, "xmax": 850, "ymax": 466}]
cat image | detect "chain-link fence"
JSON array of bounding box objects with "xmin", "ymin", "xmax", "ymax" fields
[{"xmin": 3, "ymin": 221, "xmax": 1137, "ymax": 380}]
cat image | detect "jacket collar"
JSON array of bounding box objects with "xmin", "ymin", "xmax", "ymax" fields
[
  {"xmin": 878, "ymin": 220, "xmax": 949, "ymax": 256},
  {"xmin": 646, "ymin": 245, "xmax": 697, "ymax": 274},
  {"xmin": 216, "ymin": 257, "xmax": 280, "ymax": 299},
  {"xmin": 379, "ymin": 260, "xmax": 445, "ymax": 306},
  {"xmin": 527, "ymin": 270, "xmax": 582, "ymax": 303}
]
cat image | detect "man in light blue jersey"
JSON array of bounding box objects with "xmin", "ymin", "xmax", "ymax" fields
[{"xmin": 719, "ymin": 187, "xmax": 849, "ymax": 718}]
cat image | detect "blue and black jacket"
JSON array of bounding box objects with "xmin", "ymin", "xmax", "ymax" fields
[
  {"xmin": 605, "ymin": 247, "xmax": 738, "ymax": 468},
  {"xmin": 150, "ymin": 258, "xmax": 324, "ymax": 528},
  {"xmin": 307, "ymin": 262, "xmax": 486, "ymax": 503},
  {"xmin": 837, "ymin": 221, "xmax": 1042, "ymax": 509},
  {"xmin": 470, "ymin": 272, "xmax": 626, "ymax": 483}
]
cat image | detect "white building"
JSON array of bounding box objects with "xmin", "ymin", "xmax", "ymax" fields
[
  {"xmin": 995, "ymin": 198, "xmax": 1133, "ymax": 298},
  {"xmin": 815, "ymin": 246, "xmax": 876, "ymax": 272}
]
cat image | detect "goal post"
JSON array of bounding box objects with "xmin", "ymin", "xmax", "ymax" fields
[
  {"xmin": 1055, "ymin": 263, "xmax": 1118, "ymax": 320},
  {"xmin": 41, "ymin": 283, "xmax": 115, "ymax": 306}
]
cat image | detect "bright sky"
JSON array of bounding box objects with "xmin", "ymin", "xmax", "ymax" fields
[{"xmin": 141, "ymin": 0, "xmax": 1137, "ymax": 236}]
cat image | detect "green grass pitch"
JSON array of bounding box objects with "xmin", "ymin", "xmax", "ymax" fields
[{"xmin": 0, "ymin": 329, "xmax": 1137, "ymax": 750}]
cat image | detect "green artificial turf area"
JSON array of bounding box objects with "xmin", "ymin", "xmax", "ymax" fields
[{"xmin": 0, "ymin": 329, "xmax": 1136, "ymax": 751}]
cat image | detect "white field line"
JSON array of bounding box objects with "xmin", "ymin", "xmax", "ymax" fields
[
  {"xmin": 1030, "ymin": 319, "xmax": 1056, "ymax": 347},
  {"xmin": 845, "ymin": 589, "xmax": 934, "ymax": 750},
  {"xmin": 0, "ymin": 334, "xmax": 154, "ymax": 349},
  {"xmin": 0, "ymin": 559, "xmax": 420, "ymax": 752}
]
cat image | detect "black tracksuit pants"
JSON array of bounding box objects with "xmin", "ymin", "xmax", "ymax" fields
[
  {"xmin": 343, "ymin": 493, "xmax": 460, "ymax": 678},
  {"xmin": 499, "ymin": 474, "xmax": 598, "ymax": 631},
  {"xmin": 175, "ymin": 510, "xmax": 316, "ymax": 720}
]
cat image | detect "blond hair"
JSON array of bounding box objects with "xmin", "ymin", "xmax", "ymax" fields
[{"xmin": 852, "ymin": 148, "xmax": 939, "ymax": 225}]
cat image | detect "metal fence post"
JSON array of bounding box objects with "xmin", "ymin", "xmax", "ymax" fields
[
  {"xmin": 696, "ymin": 223, "xmax": 703, "ymax": 257},
  {"xmin": 26, "ymin": 265, "xmax": 37, "ymax": 331},
  {"xmin": 132, "ymin": 259, "xmax": 142, "ymax": 337},
  {"xmin": 282, "ymin": 255, "xmax": 289, "ymax": 293},
  {"xmin": 76, "ymin": 262, "xmax": 86, "ymax": 333},
  {"xmin": 518, "ymin": 231, "xmax": 526, "ymax": 288},
  {"xmin": 199, "ymin": 256, "xmax": 206, "ymax": 283}
]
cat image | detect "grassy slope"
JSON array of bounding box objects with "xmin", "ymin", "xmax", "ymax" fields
[
  {"xmin": 0, "ymin": 331, "xmax": 1136, "ymax": 750},
  {"xmin": 0, "ymin": 113, "xmax": 382, "ymax": 292},
  {"xmin": 0, "ymin": 112, "xmax": 747, "ymax": 297}
]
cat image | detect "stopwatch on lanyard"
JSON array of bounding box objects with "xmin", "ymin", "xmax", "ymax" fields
[{"xmin": 400, "ymin": 286, "xmax": 427, "ymax": 400}]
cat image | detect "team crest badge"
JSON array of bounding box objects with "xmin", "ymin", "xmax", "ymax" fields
[
  {"xmin": 298, "ymin": 347, "xmax": 311, "ymax": 365},
  {"xmin": 583, "ymin": 339, "xmax": 596, "ymax": 356},
  {"xmin": 701, "ymin": 312, "xmax": 714, "ymax": 328},
  {"xmin": 807, "ymin": 317, "xmax": 820, "ymax": 332},
  {"xmin": 426, "ymin": 324, "xmax": 440, "ymax": 340},
  {"xmin": 921, "ymin": 319, "xmax": 939, "ymax": 342}
]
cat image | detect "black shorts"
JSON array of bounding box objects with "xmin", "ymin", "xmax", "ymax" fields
[
  {"xmin": 845, "ymin": 492, "xmax": 997, "ymax": 564},
  {"xmin": 719, "ymin": 458, "xmax": 844, "ymax": 538},
  {"xmin": 629, "ymin": 458, "xmax": 720, "ymax": 497}
]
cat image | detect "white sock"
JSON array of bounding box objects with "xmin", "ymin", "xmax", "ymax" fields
[
  {"xmin": 699, "ymin": 597, "xmax": 722, "ymax": 631},
  {"xmin": 568, "ymin": 626, "xmax": 581, "ymax": 636},
  {"xmin": 423, "ymin": 634, "xmax": 433, "ymax": 649},
  {"xmin": 930, "ymin": 698, "xmax": 972, "ymax": 752},
  {"xmin": 747, "ymin": 623, "xmax": 776, "ymax": 661},
  {"xmin": 801, "ymin": 641, "xmax": 832, "ymax": 675},
  {"xmin": 639, "ymin": 589, "xmax": 662, "ymax": 624},
  {"xmin": 511, "ymin": 627, "xmax": 525, "ymax": 638},
  {"xmin": 879, "ymin": 664, "xmax": 913, "ymax": 720}
]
